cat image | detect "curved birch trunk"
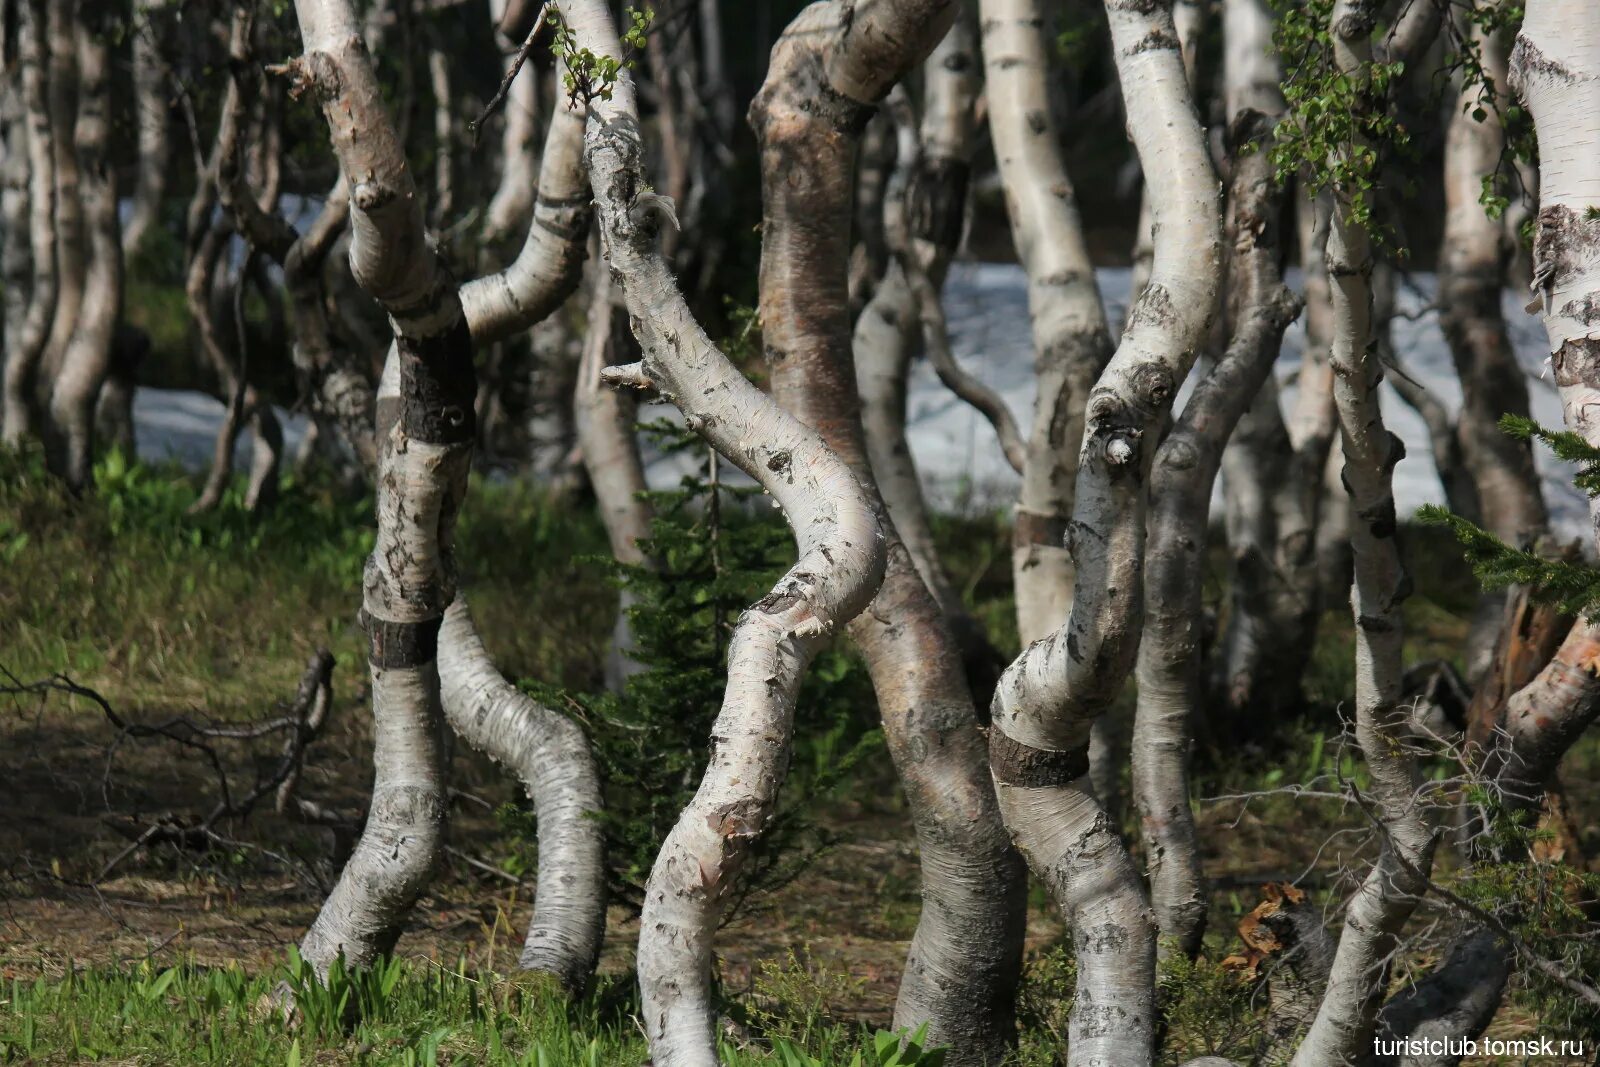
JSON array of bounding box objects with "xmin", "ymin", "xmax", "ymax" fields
[
  {"xmin": 187, "ymin": 10, "xmax": 282, "ymax": 514},
  {"xmin": 753, "ymin": 6, "xmax": 1028, "ymax": 1061},
  {"xmin": 1, "ymin": 0, "xmax": 56, "ymax": 445},
  {"xmin": 555, "ymin": 7, "xmax": 886, "ymax": 1064},
  {"xmin": 987, "ymin": 3, "xmax": 1222, "ymax": 1063},
  {"xmin": 289, "ymin": 0, "xmax": 477, "ymax": 977},
  {"xmin": 2, "ymin": 75, "xmax": 28, "ymax": 423},
  {"xmin": 436, "ymin": 599, "xmax": 605, "ymax": 991},
  {"xmin": 1288, "ymin": 7, "xmax": 1436, "ymax": 1063},
  {"xmin": 575, "ymin": 267, "xmax": 652, "ymax": 691},
  {"xmin": 123, "ymin": 0, "xmax": 171, "ymax": 261},
  {"xmin": 981, "ymin": 0, "xmax": 1115, "ymax": 649},
  {"xmin": 1135, "ymin": 107, "xmax": 1299, "ymax": 960},
  {"xmin": 46, "ymin": 3, "xmax": 121, "ymax": 491}
]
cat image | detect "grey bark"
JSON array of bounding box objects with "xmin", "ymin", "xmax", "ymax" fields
[
  {"xmin": 123, "ymin": 0, "xmax": 172, "ymax": 261},
  {"xmin": 986, "ymin": 2, "xmax": 1222, "ymax": 1063},
  {"xmin": 1135, "ymin": 107, "xmax": 1300, "ymax": 961}
]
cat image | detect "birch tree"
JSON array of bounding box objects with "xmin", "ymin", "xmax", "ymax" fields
[
  {"xmin": 751, "ymin": 4, "xmax": 1028, "ymax": 1059},
  {"xmin": 555, "ymin": 6, "xmax": 887, "ymax": 1064},
  {"xmin": 987, "ymin": 1, "xmax": 1221, "ymax": 1062},
  {"xmin": 1288, "ymin": 4, "xmax": 1436, "ymax": 1061},
  {"xmin": 1134, "ymin": 103, "xmax": 1300, "ymax": 958},
  {"xmin": 286, "ymin": 0, "xmax": 478, "ymax": 976}
]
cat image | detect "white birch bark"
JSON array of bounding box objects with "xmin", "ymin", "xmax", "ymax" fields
[
  {"xmin": 987, "ymin": 3, "xmax": 1221, "ymax": 1063},
  {"xmin": 0, "ymin": 0, "xmax": 54, "ymax": 445},
  {"xmin": 289, "ymin": 0, "xmax": 477, "ymax": 977},
  {"xmin": 752, "ymin": 5, "xmax": 1027, "ymax": 1061},
  {"xmin": 1439, "ymin": 10, "xmax": 1546, "ymax": 546},
  {"xmin": 1511, "ymin": 0, "xmax": 1600, "ymax": 549},
  {"xmin": 1289, "ymin": 6, "xmax": 1437, "ymax": 1063},
  {"xmin": 979, "ymin": 0, "xmax": 1115, "ymax": 647},
  {"xmin": 1135, "ymin": 106, "xmax": 1299, "ymax": 960},
  {"xmin": 557, "ymin": 6, "xmax": 886, "ymax": 1064},
  {"xmin": 46, "ymin": 3, "xmax": 121, "ymax": 491},
  {"xmin": 1126, "ymin": 0, "xmax": 1203, "ymax": 317},
  {"xmin": 436, "ymin": 599, "xmax": 605, "ymax": 991}
]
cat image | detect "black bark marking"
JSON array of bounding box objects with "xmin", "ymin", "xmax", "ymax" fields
[
  {"xmin": 988, "ymin": 727, "xmax": 1090, "ymax": 787},
  {"xmin": 365, "ymin": 614, "xmax": 442, "ymax": 668}
]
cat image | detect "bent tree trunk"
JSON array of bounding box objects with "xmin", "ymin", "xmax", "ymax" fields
[
  {"xmin": 47, "ymin": 3, "xmax": 121, "ymax": 491},
  {"xmin": 987, "ymin": 2, "xmax": 1222, "ymax": 1063},
  {"xmin": 1135, "ymin": 107, "xmax": 1299, "ymax": 960},
  {"xmin": 559, "ymin": 6, "xmax": 886, "ymax": 1065},
  {"xmin": 1290, "ymin": 6, "xmax": 1436, "ymax": 1064},
  {"xmin": 753, "ymin": 4, "xmax": 1027, "ymax": 1060},
  {"xmin": 123, "ymin": 0, "xmax": 171, "ymax": 261},
  {"xmin": 290, "ymin": 0, "xmax": 477, "ymax": 977}
]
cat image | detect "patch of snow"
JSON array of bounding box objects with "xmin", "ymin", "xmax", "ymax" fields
[{"xmin": 133, "ymin": 266, "xmax": 1587, "ymax": 541}]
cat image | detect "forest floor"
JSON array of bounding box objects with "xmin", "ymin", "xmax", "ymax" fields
[{"xmin": 0, "ymin": 450, "xmax": 1596, "ymax": 1064}]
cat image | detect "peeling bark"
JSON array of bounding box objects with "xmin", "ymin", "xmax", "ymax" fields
[
  {"xmin": 988, "ymin": 2, "xmax": 1223, "ymax": 1062},
  {"xmin": 290, "ymin": 0, "xmax": 477, "ymax": 977},
  {"xmin": 1135, "ymin": 107, "xmax": 1300, "ymax": 960}
]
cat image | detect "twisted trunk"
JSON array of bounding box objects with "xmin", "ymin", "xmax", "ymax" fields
[
  {"xmin": 1135, "ymin": 108, "xmax": 1299, "ymax": 960},
  {"xmin": 46, "ymin": 2, "xmax": 121, "ymax": 491},
  {"xmin": 557, "ymin": 7, "xmax": 886, "ymax": 1064},
  {"xmin": 290, "ymin": 0, "xmax": 477, "ymax": 976},
  {"xmin": 38, "ymin": 0, "xmax": 82, "ymax": 392},
  {"xmin": 0, "ymin": 0, "xmax": 55, "ymax": 445},
  {"xmin": 987, "ymin": 2, "xmax": 1222, "ymax": 1063},
  {"xmin": 753, "ymin": 6, "xmax": 1028, "ymax": 1061},
  {"xmin": 856, "ymin": 13, "xmax": 1005, "ymax": 700},
  {"xmin": 1290, "ymin": 7, "xmax": 1436, "ymax": 1063},
  {"xmin": 436, "ymin": 599, "xmax": 605, "ymax": 991}
]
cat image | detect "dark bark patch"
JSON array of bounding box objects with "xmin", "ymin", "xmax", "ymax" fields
[
  {"xmin": 398, "ymin": 311, "xmax": 476, "ymax": 445},
  {"xmin": 365, "ymin": 613, "xmax": 441, "ymax": 668},
  {"xmin": 988, "ymin": 727, "xmax": 1089, "ymax": 787},
  {"xmin": 1025, "ymin": 110, "xmax": 1047, "ymax": 136},
  {"xmin": 1124, "ymin": 28, "xmax": 1179, "ymax": 55},
  {"xmin": 1553, "ymin": 337, "xmax": 1600, "ymax": 391}
]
